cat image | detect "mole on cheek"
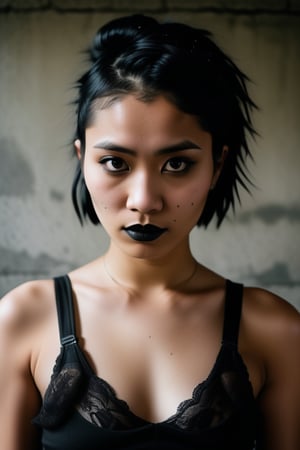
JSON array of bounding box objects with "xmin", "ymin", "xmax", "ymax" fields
[{"xmin": 176, "ymin": 205, "xmax": 180, "ymax": 208}]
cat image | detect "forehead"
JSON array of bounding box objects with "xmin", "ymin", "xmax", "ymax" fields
[{"xmin": 87, "ymin": 94, "xmax": 209, "ymax": 146}]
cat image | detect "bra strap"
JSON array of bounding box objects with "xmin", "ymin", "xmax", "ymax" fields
[
  {"xmin": 54, "ymin": 275, "xmax": 77, "ymax": 347},
  {"xmin": 222, "ymin": 279, "xmax": 244, "ymax": 347}
]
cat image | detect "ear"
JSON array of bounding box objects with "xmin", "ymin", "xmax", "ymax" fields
[
  {"xmin": 74, "ymin": 139, "xmax": 82, "ymax": 161},
  {"xmin": 211, "ymin": 145, "xmax": 228, "ymax": 189}
]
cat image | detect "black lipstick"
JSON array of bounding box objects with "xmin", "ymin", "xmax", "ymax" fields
[{"xmin": 123, "ymin": 224, "xmax": 167, "ymax": 242}]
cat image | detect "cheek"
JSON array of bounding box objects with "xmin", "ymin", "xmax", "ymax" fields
[
  {"xmin": 169, "ymin": 181, "xmax": 211, "ymax": 223},
  {"xmin": 84, "ymin": 166, "xmax": 112, "ymax": 211},
  {"xmin": 173, "ymin": 180, "xmax": 210, "ymax": 208},
  {"xmin": 84, "ymin": 171, "xmax": 128, "ymax": 222}
]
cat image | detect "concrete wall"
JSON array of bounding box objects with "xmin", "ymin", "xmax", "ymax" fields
[{"xmin": 0, "ymin": 0, "xmax": 299, "ymax": 310}]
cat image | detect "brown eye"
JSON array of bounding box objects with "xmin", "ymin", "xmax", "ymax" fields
[
  {"xmin": 163, "ymin": 157, "xmax": 194, "ymax": 173},
  {"xmin": 100, "ymin": 156, "xmax": 129, "ymax": 173}
]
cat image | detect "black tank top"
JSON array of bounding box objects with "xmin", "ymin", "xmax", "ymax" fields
[{"xmin": 33, "ymin": 276, "xmax": 258, "ymax": 449}]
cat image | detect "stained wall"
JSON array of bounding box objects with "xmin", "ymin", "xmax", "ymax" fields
[{"xmin": 0, "ymin": 0, "xmax": 299, "ymax": 309}]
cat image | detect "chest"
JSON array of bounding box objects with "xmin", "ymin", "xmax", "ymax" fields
[
  {"xmin": 86, "ymin": 313, "xmax": 223, "ymax": 421},
  {"xmin": 37, "ymin": 291, "xmax": 263, "ymax": 424}
]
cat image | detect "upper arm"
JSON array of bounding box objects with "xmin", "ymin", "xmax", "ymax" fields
[
  {"xmin": 254, "ymin": 291, "xmax": 300, "ymax": 450},
  {"xmin": 0, "ymin": 284, "xmax": 44, "ymax": 450}
]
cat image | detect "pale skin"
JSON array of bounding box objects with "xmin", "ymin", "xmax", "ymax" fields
[{"xmin": 0, "ymin": 95, "xmax": 299, "ymax": 450}]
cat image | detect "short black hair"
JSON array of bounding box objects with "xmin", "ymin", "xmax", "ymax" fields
[{"xmin": 72, "ymin": 14, "xmax": 257, "ymax": 227}]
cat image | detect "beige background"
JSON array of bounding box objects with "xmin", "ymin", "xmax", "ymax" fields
[{"xmin": 0, "ymin": 1, "xmax": 299, "ymax": 310}]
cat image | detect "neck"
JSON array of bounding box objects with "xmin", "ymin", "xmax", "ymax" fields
[{"xmin": 103, "ymin": 244, "xmax": 198, "ymax": 292}]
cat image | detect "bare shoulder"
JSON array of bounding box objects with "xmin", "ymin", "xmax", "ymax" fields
[
  {"xmin": 0, "ymin": 280, "xmax": 57, "ymax": 449},
  {"xmin": 0, "ymin": 279, "xmax": 55, "ymax": 346},
  {"xmin": 241, "ymin": 289, "xmax": 300, "ymax": 448},
  {"xmin": 242, "ymin": 286, "xmax": 300, "ymax": 378},
  {"xmin": 243, "ymin": 286, "xmax": 300, "ymax": 337}
]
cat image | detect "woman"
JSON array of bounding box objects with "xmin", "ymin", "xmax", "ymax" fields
[{"xmin": 0, "ymin": 14, "xmax": 299, "ymax": 450}]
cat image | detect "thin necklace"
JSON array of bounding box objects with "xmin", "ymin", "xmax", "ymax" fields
[
  {"xmin": 103, "ymin": 257, "xmax": 198, "ymax": 289},
  {"xmin": 103, "ymin": 257, "xmax": 129, "ymax": 289}
]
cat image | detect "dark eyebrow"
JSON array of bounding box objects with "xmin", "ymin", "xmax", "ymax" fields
[
  {"xmin": 157, "ymin": 140, "xmax": 202, "ymax": 155},
  {"xmin": 93, "ymin": 139, "xmax": 202, "ymax": 155}
]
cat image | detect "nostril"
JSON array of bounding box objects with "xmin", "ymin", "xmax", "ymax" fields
[{"xmin": 126, "ymin": 188, "xmax": 164, "ymax": 214}]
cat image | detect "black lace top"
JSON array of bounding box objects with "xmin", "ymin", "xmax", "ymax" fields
[{"xmin": 33, "ymin": 276, "xmax": 258, "ymax": 449}]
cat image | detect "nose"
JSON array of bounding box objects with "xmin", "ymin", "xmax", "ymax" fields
[{"xmin": 126, "ymin": 170, "xmax": 164, "ymax": 214}]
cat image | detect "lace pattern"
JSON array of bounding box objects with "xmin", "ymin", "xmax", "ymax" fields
[
  {"xmin": 77, "ymin": 375, "xmax": 146, "ymax": 429},
  {"xmin": 34, "ymin": 342, "xmax": 254, "ymax": 436},
  {"xmin": 33, "ymin": 348, "xmax": 85, "ymax": 429},
  {"xmin": 76, "ymin": 367, "xmax": 252, "ymax": 432}
]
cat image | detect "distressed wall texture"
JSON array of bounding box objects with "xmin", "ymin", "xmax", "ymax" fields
[
  {"xmin": 0, "ymin": 0, "xmax": 300, "ymax": 12},
  {"xmin": 0, "ymin": 0, "xmax": 300, "ymax": 310}
]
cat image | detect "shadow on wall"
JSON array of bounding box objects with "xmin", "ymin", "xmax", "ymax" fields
[
  {"xmin": 248, "ymin": 262, "xmax": 297, "ymax": 286},
  {"xmin": 0, "ymin": 137, "xmax": 35, "ymax": 196},
  {"xmin": 0, "ymin": 246, "xmax": 76, "ymax": 276},
  {"xmin": 237, "ymin": 204, "xmax": 300, "ymax": 225}
]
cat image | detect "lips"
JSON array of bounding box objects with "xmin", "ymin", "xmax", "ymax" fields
[{"xmin": 123, "ymin": 224, "xmax": 167, "ymax": 242}]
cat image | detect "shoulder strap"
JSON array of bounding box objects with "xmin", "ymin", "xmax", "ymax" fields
[
  {"xmin": 54, "ymin": 275, "xmax": 77, "ymax": 347},
  {"xmin": 222, "ymin": 279, "xmax": 244, "ymax": 347}
]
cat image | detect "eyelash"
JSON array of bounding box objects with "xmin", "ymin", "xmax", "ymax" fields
[
  {"xmin": 99, "ymin": 156, "xmax": 195, "ymax": 174},
  {"xmin": 163, "ymin": 157, "xmax": 195, "ymax": 173},
  {"xmin": 99, "ymin": 156, "xmax": 128, "ymax": 172}
]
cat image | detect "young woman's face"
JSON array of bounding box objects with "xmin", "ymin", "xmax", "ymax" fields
[{"xmin": 77, "ymin": 95, "xmax": 222, "ymax": 260}]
